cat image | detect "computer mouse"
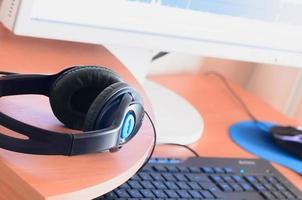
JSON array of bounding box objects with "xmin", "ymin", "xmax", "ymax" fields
[{"xmin": 270, "ymin": 126, "xmax": 302, "ymax": 159}]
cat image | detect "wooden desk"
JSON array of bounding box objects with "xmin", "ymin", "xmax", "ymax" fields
[
  {"xmin": 0, "ymin": 25, "xmax": 154, "ymax": 199},
  {"xmin": 151, "ymin": 74, "xmax": 302, "ymax": 191}
]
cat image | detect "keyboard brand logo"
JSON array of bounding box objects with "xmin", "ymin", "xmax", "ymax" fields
[{"xmin": 238, "ymin": 160, "xmax": 256, "ymax": 165}]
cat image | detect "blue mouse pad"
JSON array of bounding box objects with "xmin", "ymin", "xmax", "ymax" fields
[{"xmin": 229, "ymin": 121, "xmax": 302, "ymax": 174}]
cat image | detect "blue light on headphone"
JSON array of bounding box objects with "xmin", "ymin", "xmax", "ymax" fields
[{"xmin": 121, "ymin": 112, "xmax": 135, "ymax": 140}]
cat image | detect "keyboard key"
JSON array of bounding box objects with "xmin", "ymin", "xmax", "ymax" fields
[
  {"xmin": 176, "ymin": 181, "xmax": 190, "ymax": 190},
  {"xmin": 223, "ymin": 175, "xmax": 234, "ymax": 183},
  {"xmin": 115, "ymin": 189, "xmax": 130, "ymax": 198},
  {"xmin": 275, "ymin": 183, "xmax": 286, "ymax": 191},
  {"xmin": 177, "ymin": 190, "xmax": 192, "ymax": 198},
  {"xmin": 165, "ymin": 189, "xmax": 180, "ymax": 198},
  {"xmin": 210, "ymin": 175, "xmax": 224, "ymax": 183},
  {"xmin": 162, "ymin": 173, "xmax": 176, "ymax": 181},
  {"xmin": 201, "ymin": 167, "xmax": 214, "ymax": 173},
  {"xmin": 254, "ymin": 183, "xmax": 267, "ymax": 191},
  {"xmin": 240, "ymin": 183, "xmax": 254, "ymax": 192},
  {"xmin": 263, "ymin": 183, "xmax": 275, "ymax": 191},
  {"xmin": 282, "ymin": 190, "xmax": 296, "ymax": 199},
  {"xmin": 231, "ymin": 183, "xmax": 243, "ymax": 192},
  {"xmin": 232, "ymin": 175, "xmax": 245, "ymax": 183},
  {"xmin": 130, "ymin": 174, "xmax": 141, "ymax": 181},
  {"xmin": 141, "ymin": 165, "xmax": 152, "ymax": 173},
  {"xmin": 257, "ymin": 176, "xmax": 268, "ymax": 184},
  {"xmin": 265, "ymin": 176, "xmax": 279, "ymax": 184},
  {"xmin": 189, "ymin": 190, "xmax": 203, "ymax": 198},
  {"xmin": 174, "ymin": 173, "xmax": 188, "ymax": 181},
  {"xmin": 224, "ymin": 167, "xmax": 235, "ymax": 174},
  {"xmin": 167, "ymin": 158, "xmax": 181, "ymax": 163},
  {"xmin": 128, "ymin": 189, "xmax": 143, "ymax": 198},
  {"xmin": 188, "ymin": 181, "xmax": 202, "ymax": 190},
  {"xmin": 140, "ymin": 181, "xmax": 154, "ymax": 189},
  {"xmin": 128, "ymin": 180, "xmax": 143, "ymax": 189},
  {"xmin": 207, "ymin": 187, "xmax": 224, "ymax": 199},
  {"xmin": 189, "ymin": 166, "xmax": 201, "ymax": 173},
  {"xmin": 177, "ymin": 166, "xmax": 190, "ymax": 173},
  {"xmin": 165, "ymin": 181, "xmax": 179, "ymax": 190},
  {"xmin": 151, "ymin": 173, "xmax": 165, "ymax": 181},
  {"xmin": 199, "ymin": 182, "xmax": 216, "ymax": 190},
  {"xmin": 140, "ymin": 189, "xmax": 156, "ymax": 198},
  {"xmin": 153, "ymin": 181, "xmax": 167, "ymax": 189},
  {"xmin": 245, "ymin": 176, "xmax": 258, "ymax": 184},
  {"xmin": 103, "ymin": 192, "xmax": 118, "ymax": 199},
  {"xmin": 214, "ymin": 167, "xmax": 224, "ymax": 174},
  {"xmin": 119, "ymin": 182, "xmax": 130, "ymax": 189},
  {"xmin": 153, "ymin": 166, "xmax": 167, "ymax": 172},
  {"xmin": 200, "ymin": 190, "xmax": 215, "ymax": 199},
  {"xmin": 139, "ymin": 172, "xmax": 153, "ymax": 181},
  {"xmin": 166, "ymin": 165, "xmax": 179, "ymax": 172},
  {"xmin": 217, "ymin": 182, "xmax": 233, "ymax": 192},
  {"xmin": 186, "ymin": 174, "xmax": 210, "ymax": 182},
  {"xmin": 153, "ymin": 190, "xmax": 167, "ymax": 198}
]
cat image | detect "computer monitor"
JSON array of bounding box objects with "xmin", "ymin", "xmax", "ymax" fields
[{"xmin": 1, "ymin": 0, "xmax": 302, "ymax": 144}]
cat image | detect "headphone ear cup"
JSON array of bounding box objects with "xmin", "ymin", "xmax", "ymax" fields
[
  {"xmin": 83, "ymin": 82, "xmax": 133, "ymax": 131},
  {"xmin": 49, "ymin": 66, "xmax": 122, "ymax": 130}
]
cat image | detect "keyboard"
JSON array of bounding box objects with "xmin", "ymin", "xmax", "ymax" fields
[{"xmin": 97, "ymin": 157, "xmax": 302, "ymax": 200}]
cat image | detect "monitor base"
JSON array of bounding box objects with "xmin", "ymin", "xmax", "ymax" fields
[{"xmin": 143, "ymin": 80, "xmax": 204, "ymax": 144}]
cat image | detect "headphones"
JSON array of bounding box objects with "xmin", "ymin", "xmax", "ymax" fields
[{"xmin": 0, "ymin": 66, "xmax": 144, "ymax": 156}]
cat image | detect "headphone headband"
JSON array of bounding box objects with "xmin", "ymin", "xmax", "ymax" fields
[
  {"xmin": 0, "ymin": 67, "xmax": 74, "ymax": 97},
  {"xmin": 0, "ymin": 67, "xmax": 144, "ymax": 155}
]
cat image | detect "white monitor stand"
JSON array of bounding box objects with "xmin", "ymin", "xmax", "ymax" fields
[{"xmin": 105, "ymin": 45, "xmax": 204, "ymax": 145}]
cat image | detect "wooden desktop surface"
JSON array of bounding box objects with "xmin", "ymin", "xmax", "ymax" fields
[
  {"xmin": 0, "ymin": 25, "xmax": 154, "ymax": 200},
  {"xmin": 151, "ymin": 74, "xmax": 302, "ymax": 191}
]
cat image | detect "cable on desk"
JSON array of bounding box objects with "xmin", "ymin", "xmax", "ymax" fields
[
  {"xmin": 205, "ymin": 72, "xmax": 278, "ymax": 132},
  {"xmin": 205, "ymin": 71, "xmax": 259, "ymax": 123},
  {"xmin": 160, "ymin": 143, "xmax": 200, "ymax": 157}
]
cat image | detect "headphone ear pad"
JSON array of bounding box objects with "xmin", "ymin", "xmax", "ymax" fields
[
  {"xmin": 49, "ymin": 66, "xmax": 122, "ymax": 130},
  {"xmin": 83, "ymin": 82, "xmax": 132, "ymax": 131}
]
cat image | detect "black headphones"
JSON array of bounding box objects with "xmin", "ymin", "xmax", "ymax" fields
[{"xmin": 0, "ymin": 66, "xmax": 144, "ymax": 156}]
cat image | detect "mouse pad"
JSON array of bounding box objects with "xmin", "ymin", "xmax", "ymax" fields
[{"xmin": 229, "ymin": 121, "xmax": 302, "ymax": 174}]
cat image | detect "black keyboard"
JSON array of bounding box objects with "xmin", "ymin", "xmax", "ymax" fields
[{"xmin": 97, "ymin": 157, "xmax": 302, "ymax": 200}]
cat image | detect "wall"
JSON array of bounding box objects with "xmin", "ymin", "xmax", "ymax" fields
[{"xmin": 248, "ymin": 64, "xmax": 302, "ymax": 117}]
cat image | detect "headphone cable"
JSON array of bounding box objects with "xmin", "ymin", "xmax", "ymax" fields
[
  {"xmin": 136, "ymin": 110, "xmax": 157, "ymax": 172},
  {"xmin": 138, "ymin": 110, "xmax": 200, "ymax": 172},
  {"xmin": 160, "ymin": 143, "xmax": 200, "ymax": 157}
]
